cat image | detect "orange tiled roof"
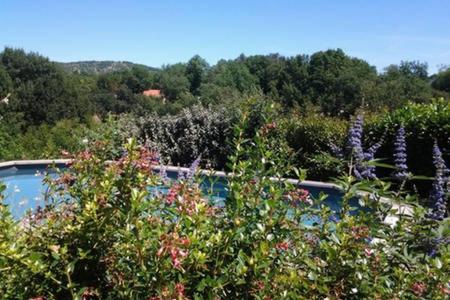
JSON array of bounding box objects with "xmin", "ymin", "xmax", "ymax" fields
[{"xmin": 143, "ymin": 89, "xmax": 162, "ymax": 97}]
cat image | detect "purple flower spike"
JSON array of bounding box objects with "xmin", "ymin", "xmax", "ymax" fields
[
  {"xmin": 159, "ymin": 164, "xmax": 169, "ymax": 183},
  {"xmin": 347, "ymin": 115, "xmax": 365, "ymax": 176},
  {"xmin": 347, "ymin": 115, "xmax": 364, "ymax": 156},
  {"xmin": 329, "ymin": 142, "xmax": 344, "ymax": 159},
  {"xmin": 186, "ymin": 156, "xmax": 201, "ymax": 181},
  {"xmin": 428, "ymin": 143, "xmax": 448, "ymax": 221},
  {"xmin": 428, "ymin": 177, "xmax": 446, "ymax": 220},
  {"xmin": 432, "ymin": 142, "xmax": 449, "ymax": 177},
  {"xmin": 177, "ymin": 169, "xmax": 186, "ymax": 181},
  {"xmin": 392, "ymin": 127, "xmax": 409, "ymax": 181},
  {"xmin": 347, "ymin": 115, "xmax": 382, "ymax": 180},
  {"xmin": 361, "ymin": 136, "xmax": 384, "ymax": 180}
]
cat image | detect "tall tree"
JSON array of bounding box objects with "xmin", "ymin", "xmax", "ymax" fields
[
  {"xmin": 186, "ymin": 55, "xmax": 209, "ymax": 95},
  {"xmin": 307, "ymin": 49, "xmax": 378, "ymax": 114},
  {"xmin": 158, "ymin": 63, "xmax": 190, "ymax": 100},
  {"xmin": 379, "ymin": 61, "xmax": 432, "ymax": 108},
  {"xmin": 0, "ymin": 47, "xmax": 92, "ymax": 125},
  {"xmin": 432, "ymin": 67, "xmax": 450, "ymax": 92}
]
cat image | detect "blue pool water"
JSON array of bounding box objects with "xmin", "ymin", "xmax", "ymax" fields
[
  {"xmin": 0, "ymin": 165, "xmax": 61, "ymax": 218},
  {"xmin": 0, "ymin": 164, "xmax": 356, "ymax": 221}
]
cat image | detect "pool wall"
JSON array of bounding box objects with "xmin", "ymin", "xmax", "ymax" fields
[{"xmin": 0, "ymin": 159, "xmax": 70, "ymax": 169}]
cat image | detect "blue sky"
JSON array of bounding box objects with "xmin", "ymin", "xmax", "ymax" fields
[{"xmin": 1, "ymin": 0, "xmax": 449, "ymax": 73}]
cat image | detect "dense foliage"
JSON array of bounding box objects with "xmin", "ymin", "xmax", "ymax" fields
[
  {"xmin": 59, "ymin": 61, "xmax": 156, "ymax": 75},
  {"xmin": 0, "ymin": 102, "xmax": 449, "ymax": 299},
  {"xmin": 432, "ymin": 66, "xmax": 450, "ymax": 93},
  {"xmin": 119, "ymin": 105, "xmax": 236, "ymax": 169},
  {"xmin": 0, "ymin": 47, "xmax": 448, "ymax": 164}
]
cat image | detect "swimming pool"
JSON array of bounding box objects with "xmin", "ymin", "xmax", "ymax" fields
[{"xmin": 0, "ymin": 161, "xmax": 358, "ymax": 220}]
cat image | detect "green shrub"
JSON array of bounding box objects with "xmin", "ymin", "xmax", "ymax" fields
[
  {"xmin": 283, "ymin": 100, "xmax": 450, "ymax": 188},
  {"xmin": 117, "ymin": 105, "xmax": 236, "ymax": 169},
  {"xmin": 18, "ymin": 119, "xmax": 89, "ymax": 158},
  {"xmin": 284, "ymin": 113, "xmax": 347, "ymax": 180},
  {"xmin": 0, "ymin": 118, "xmax": 92, "ymax": 160},
  {"xmin": 365, "ymin": 99, "xmax": 450, "ymax": 194}
]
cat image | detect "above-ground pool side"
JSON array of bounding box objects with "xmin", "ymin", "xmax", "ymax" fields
[{"xmin": 0, "ymin": 159, "xmax": 71, "ymax": 170}]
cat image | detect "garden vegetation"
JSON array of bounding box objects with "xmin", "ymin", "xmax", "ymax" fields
[
  {"xmin": 0, "ymin": 101, "xmax": 449, "ymax": 298},
  {"xmin": 0, "ymin": 48, "xmax": 449, "ymax": 298}
]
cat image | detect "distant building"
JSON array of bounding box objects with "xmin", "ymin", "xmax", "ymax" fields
[
  {"xmin": 142, "ymin": 89, "xmax": 165, "ymax": 103},
  {"xmin": 143, "ymin": 89, "xmax": 162, "ymax": 97}
]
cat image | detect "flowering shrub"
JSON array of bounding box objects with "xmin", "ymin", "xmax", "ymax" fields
[
  {"xmin": 116, "ymin": 104, "xmax": 235, "ymax": 169},
  {"xmin": 366, "ymin": 99, "xmax": 450, "ymax": 190},
  {"xmin": 0, "ymin": 101, "xmax": 449, "ymax": 299}
]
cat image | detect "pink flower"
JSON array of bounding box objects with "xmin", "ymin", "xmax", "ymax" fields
[
  {"xmin": 178, "ymin": 249, "xmax": 188, "ymax": 258},
  {"xmin": 60, "ymin": 150, "xmax": 71, "ymax": 158},
  {"xmin": 411, "ymin": 282, "xmax": 427, "ymax": 297},
  {"xmin": 439, "ymin": 283, "xmax": 450, "ymax": 295},
  {"xmin": 350, "ymin": 226, "xmax": 369, "ymax": 239},
  {"xmin": 172, "ymin": 257, "xmax": 181, "ymax": 269},
  {"xmin": 157, "ymin": 233, "xmax": 189, "ymax": 269},
  {"xmin": 175, "ymin": 283, "xmax": 185, "ymax": 297},
  {"xmin": 284, "ymin": 188, "xmax": 312, "ymax": 206},
  {"xmin": 166, "ymin": 184, "xmax": 181, "ymax": 205},
  {"xmin": 78, "ymin": 150, "xmax": 92, "ymax": 160},
  {"xmin": 261, "ymin": 122, "xmax": 277, "ymax": 135},
  {"xmin": 364, "ymin": 247, "xmax": 373, "ymax": 257},
  {"xmin": 179, "ymin": 238, "xmax": 190, "ymax": 246},
  {"xmin": 275, "ymin": 242, "xmax": 289, "ymax": 251},
  {"xmin": 156, "ymin": 247, "xmax": 164, "ymax": 257},
  {"xmin": 170, "ymin": 247, "xmax": 188, "ymax": 269},
  {"xmin": 255, "ymin": 280, "xmax": 265, "ymax": 290}
]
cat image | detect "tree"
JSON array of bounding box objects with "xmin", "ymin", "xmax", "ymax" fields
[
  {"xmin": 432, "ymin": 67, "xmax": 450, "ymax": 92},
  {"xmin": 0, "ymin": 47, "xmax": 92, "ymax": 125},
  {"xmin": 379, "ymin": 62, "xmax": 432, "ymax": 108},
  {"xmin": 158, "ymin": 63, "xmax": 190, "ymax": 100},
  {"xmin": 210, "ymin": 59, "xmax": 258, "ymax": 93},
  {"xmin": 278, "ymin": 55, "xmax": 309, "ymax": 108},
  {"xmin": 398, "ymin": 60, "xmax": 428, "ymax": 80},
  {"xmin": 243, "ymin": 54, "xmax": 286, "ymax": 95},
  {"xmin": 0, "ymin": 64, "xmax": 12, "ymax": 97},
  {"xmin": 186, "ymin": 55, "xmax": 209, "ymax": 95},
  {"xmin": 307, "ymin": 49, "xmax": 378, "ymax": 114}
]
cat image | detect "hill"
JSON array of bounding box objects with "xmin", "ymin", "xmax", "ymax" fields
[{"xmin": 58, "ymin": 60, "xmax": 157, "ymax": 74}]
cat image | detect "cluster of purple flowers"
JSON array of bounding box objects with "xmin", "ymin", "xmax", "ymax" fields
[
  {"xmin": 346, "ymin": 115, "xmax": 364, "ymax": 156},
  {"xmin": 186, "ymin": 156, "xmax": 201, "ymax": 180},
  {"xmin": 329, "ymin": 142, "xmax": 344, "ymax": 159},
  {"xmin": 362, "ymin": 136, "xmax": 384, "ymax": 180},
  {"xmin": 428, "ymin": 143, "xmax": 449, "ymax": 221},
  {"xmin": 177, "ymin": 156, "xmax": 201, "ymax": 182},
  {"xmin": 345, "ymin": 115, "xmax": 381, "ymax": 180},
  {"xmin": 427, "ymin": 237, "xmax": 450, "ymax": 257},
  {"xmin": 392, "ymin": 127, "xmax": 409, "ymax": 181},
  {"xmin": 332, "ymin": 119, "xmax": 412, "ymax": 181},
  {"xmin": 159, "ymin": 165, "xmax": 169, "ymax": 183}
]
